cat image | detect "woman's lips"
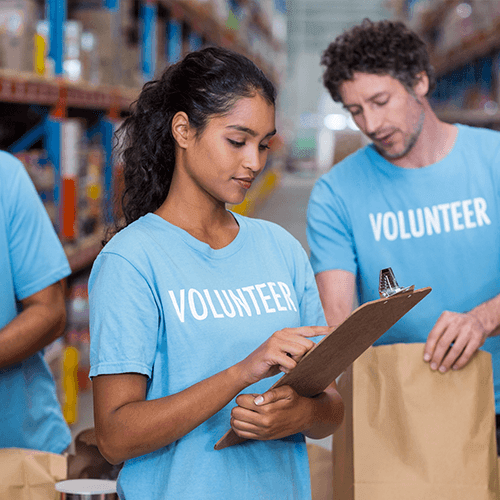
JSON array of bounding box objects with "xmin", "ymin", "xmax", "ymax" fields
[{"xmin": 233, "ymin": 177, "xmax": 254, "ymax": 189}]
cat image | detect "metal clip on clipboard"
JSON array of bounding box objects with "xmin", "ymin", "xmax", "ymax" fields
[{"xmin": 379, "ymin": 267, "xmax": 415, "ymax": 298}]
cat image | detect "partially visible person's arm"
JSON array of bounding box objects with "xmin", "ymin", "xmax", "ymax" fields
[
  {"xmin": 0, "ymin": 280, "xmax": 66, "ymax": 369},
  {"xmin": 315, "ymin": 269, "xmax": 356, "ymax": 327},
  {"xmin": 424, "ymin": 293, "xmax": 500, "ymax": 373}
]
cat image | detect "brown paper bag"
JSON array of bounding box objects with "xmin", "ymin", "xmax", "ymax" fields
[
  {"xmin": 308, "ymin": 443, "xmax": 334, "ymax": 500},
  {"xmin": 0, "ymin": 448, "xmax": 67, "ymax": 500},
  {"xmin": 333, "ymin": 343, "xmax": 500, "ymax": 500}
]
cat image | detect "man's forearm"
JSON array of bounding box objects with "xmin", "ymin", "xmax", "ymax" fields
[
  {"xmin": 0, "ymin": 283, "xmax": 66, "ymax": 369},
  {"xmin": 469, "ymin": 293, "xmax": 500, "ymax": 338}
]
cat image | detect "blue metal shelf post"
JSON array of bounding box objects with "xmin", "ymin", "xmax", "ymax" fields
[
  {"xmin": 87, "ymin": 117, "xmax": 116, "ymax": 225},
  {"xmin": 47, "ymin": 0, "xmax": 67, "ymax": 76},
  {"xmin": 141, "ymin": 0, "xmax": 158, "ymax": 81},
  {"xmin": 167, "ymin": 17, "xmax": 182, "ymax": 64}
]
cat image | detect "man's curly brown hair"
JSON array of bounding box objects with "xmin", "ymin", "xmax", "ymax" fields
[{"xmin": 321, "ymin": 19, "xmax": 436, "ymax": 103}]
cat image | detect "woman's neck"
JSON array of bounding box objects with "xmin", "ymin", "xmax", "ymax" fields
[{"xmin": 155, "ymin": 190, "xmax": 239, "ymax": 250}]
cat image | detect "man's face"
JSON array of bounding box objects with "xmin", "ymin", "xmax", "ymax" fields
[{"xmin": 339, "ymin": 72, "xmax": 427, "ymax": 160}]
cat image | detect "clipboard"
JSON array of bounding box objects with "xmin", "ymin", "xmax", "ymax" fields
[{"xmin": 214, "ymin": 285, "xmax": 432, "ymax": 450}]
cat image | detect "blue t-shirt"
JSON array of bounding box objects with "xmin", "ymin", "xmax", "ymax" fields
[
  {"xmin": 307, "ymin": 123, "xmax": 500, "ymax": 413},
  {"xmin": 0, "ymin": 151, "xmax": 71, "ymax": 452},
  {"xmin": 89, "ymin": 212, "xmax": 326, "ymax": 500}
]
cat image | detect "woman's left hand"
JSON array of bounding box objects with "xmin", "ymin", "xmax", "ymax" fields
[{"xmin": 230, "ymin": 385, "xmax": 313, "ymax": 441}]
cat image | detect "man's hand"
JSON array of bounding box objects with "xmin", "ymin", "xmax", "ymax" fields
[
  {"xmin": 424, "ymin": 310, "xmax": 488, "ymax": 373},
  {"xmin": 230, "ymin": 386, "xmax": 313, "ymax": 441}
]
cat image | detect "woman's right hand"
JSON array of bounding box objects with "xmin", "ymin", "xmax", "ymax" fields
[{"xmin": 236, "ymin": 326, "xmax": 330, "ymax": 386}]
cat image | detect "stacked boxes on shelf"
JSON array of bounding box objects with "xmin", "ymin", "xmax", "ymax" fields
[
  {"xmin": 71, "ymin": 2, "xmax": 122, "ymax": 87},
  {"xmin": 15, "ymin": 140, "xmax": 106, "ymax": 247},
  {"xmin": 399, "ymin": 0, "xmax": 500, "ymax": 122},
  {"xmin": 14, "ymin": 150, "xmax": 58, "ymax": 226},
  {"xmin": 0, "ymin": 0, "xmax": 40, "ymax": 73},
  {"xmin": 0, "ymin": 0, "xmax": 285, "ymax": 91}
]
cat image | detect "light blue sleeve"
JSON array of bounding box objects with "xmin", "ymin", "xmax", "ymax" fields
[
  {"xmin": 2, "ymin": 152, "xmax": 70, "ymax": 300},
  {"xmin": 89, "ymin": 252, "xmax": 159, "ymax": 378},
  {"xmin": 306, "ymin": 176, "xmax": 357, "ymax": 276}
]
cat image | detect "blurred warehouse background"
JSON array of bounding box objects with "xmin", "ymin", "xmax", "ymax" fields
[{"xmin": 2, "ymin": 0, "xmax": 500, "ymax": 442}]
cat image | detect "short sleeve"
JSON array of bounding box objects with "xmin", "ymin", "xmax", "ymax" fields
[
  {"xmin": 88, "ymin": 252, "xmax": 160, "ymax": 378},
  {"xmin": 2, "ymin": 153, "xmax": 70, "ymax": 299},
  {"xmin": 306, "ymin": 177, "xmax": 357, "ymax": 276}
]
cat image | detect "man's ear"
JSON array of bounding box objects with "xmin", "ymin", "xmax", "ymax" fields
[
  {"xmin": 413, "ymin": 71, "xmax": 429, "ymax": 98},
  {"xmin": 172, "ymin": 111, "xmax": 191, "ymax": 149}
]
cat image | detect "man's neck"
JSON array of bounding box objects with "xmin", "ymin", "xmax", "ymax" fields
[{"xmin": 386, "ymin": 106, "xmax": 458, "ymax": 169}]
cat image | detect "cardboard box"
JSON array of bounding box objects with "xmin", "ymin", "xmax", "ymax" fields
[
  {"xmin": 0, "ymin": 448, "xmax": 67, "ymax": 499},
  {"xmin": 72, "ymin": 8, "xmax": 121, "ymax": 85},
  {"xmin": 0, "ymin": 0, "xmax": 39, "ymax": 72}
]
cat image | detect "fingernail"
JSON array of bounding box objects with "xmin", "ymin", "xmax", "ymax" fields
[
  {"xmin": 254, "ymin": 396, "xmax": 264, "ymax": 406},
  {"xmin": 439, "ymin": 366, "xmax": 447, "ymax": 373},
  {"xmin": 452, "ymin": 365, "xmax": 459, "ymax": 370},
  {"xmin": 423, "ymin": 353, "xmax": 431, "ymax": 362},
  {"xmin": 430, "ymin": 363, "xmax": 437, "ymax": 370}
]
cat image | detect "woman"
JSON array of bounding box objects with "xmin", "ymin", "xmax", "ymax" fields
[{"xmin": 89, "ymin": 46, "xmax": 344, "ymax": 499}]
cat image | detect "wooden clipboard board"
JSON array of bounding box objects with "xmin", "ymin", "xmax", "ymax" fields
[{"xmin": 214, "ymin": 286, "xmax": 432, "ymax": 450}]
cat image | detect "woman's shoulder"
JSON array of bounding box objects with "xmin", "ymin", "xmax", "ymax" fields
[
  {"xmin": 234, "ymin": 212, "xmax": 306, "ymax": 257},
  {"xmin": 100, "ymin": 215, "xmax": 158, "ymax": 260},
  {"xmin": 234, "ymin": 212, "xmax": 296, "ymax": 240}
]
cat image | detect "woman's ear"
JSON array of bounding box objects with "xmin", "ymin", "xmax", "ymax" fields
[{"xmin": 172, "ymin": 112, "xmax": 191, "ymax": 149}]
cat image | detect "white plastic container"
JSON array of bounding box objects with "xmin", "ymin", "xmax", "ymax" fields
[{"xmin": 55, "ymin": 479, "xmax": 117, "ymax": 499}]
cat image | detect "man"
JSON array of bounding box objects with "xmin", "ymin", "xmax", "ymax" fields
[
  {"xmin": 307, "ymin": 19, "xmax": 500, "ymax": 451},
  {"xmin": 1, "ymin": 150, "xmax": 72, "ymax": 453}
]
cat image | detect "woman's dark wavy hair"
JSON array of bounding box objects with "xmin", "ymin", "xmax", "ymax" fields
[
  {"xmin": 110, "ymin": 46, "xmax": 276, "ymax": 240},
  {"xmin": 321, "ymin": 19, "xmax": 436, "ymax": 102}
]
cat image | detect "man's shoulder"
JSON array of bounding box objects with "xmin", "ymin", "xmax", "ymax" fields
[
  {"xmin": 457, "ymin": 123, "xmax": 500, "ymax": 146},
  {"xmin": 0, "ymin": 151, "xmax": 24, "ymax": 181},
  {"xmin": 313, "ymin": 145, "xmax": 373, "ymax": 197},
  {"xmin": 236, "ymin": 212, "xmax": 304, "ymax": 252},
  {"xmin": 320, "ymin": 145, "xmax": 372, "ymax": 181}
]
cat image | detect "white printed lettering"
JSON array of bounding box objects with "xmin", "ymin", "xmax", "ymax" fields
[
  {"xmin": 437, "ymin": 204, "xmax": 451, "ymax": 232},
  {"xmin": 383, "ymin": 212, "xmax": 398, "ymax": 241},
  {"xmin": 408, "ymin": 208, "xmax": 425, "ymax": 238},
  {"xmin": 369, "ymin": 213, "xmax": 383, "ymax": 242},
  {"xmin": 268, "ymin": 282, "xmax": 287, "ymax": 311},
  {"xmin": 255, "ymin": 283, "xmax": 276, "ymax": 313},
  {"xmin": 278, "ymin": 282, "xmax": 297, "ymax": 312},
  {"xmin": 214, "ymin": 290, "xmax": 236, "ymax": 318},
  {"xmin": 203, "ymin": 289, "xmax": 224, "ymax": 319},
  {"xmin": 368, "ymin": 196, "xmax": 491, "ymax": 242},
  {"xmin": 169, "ymin": 289, "xmax": 185, "ymax": 323},
  {"xmin": 397, "ymin": 211, "xmax": 411, "ymax": 239},
  {"xmin": 242, "ymin": 286, "xmax": 261, "ymax": 315},
  {"xmin": 188, "ymin": 289, "xmax": 208, "ymax": 320},
  {"xmin": 450, "ymin": 201, "xmax": 464, "ymax": 231},
  {"xmin": 462, "ymin": 199, "xmax": 476, "ymax": 229},
  {"xmin": 474, "ymin": 197, "xmax": 491, "ymax": 226},
  {"xmin": 424, "ymin": 206, "xmax": 441, "ymax": 235},
  {"xmin": 228, "ymin": 289, "xmax": 252, "ymax": 317}
]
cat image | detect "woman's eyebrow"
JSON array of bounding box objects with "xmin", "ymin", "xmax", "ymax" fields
[{"xmin": 226, "ymin": 125, "xmax": 277, "ymax": 138}]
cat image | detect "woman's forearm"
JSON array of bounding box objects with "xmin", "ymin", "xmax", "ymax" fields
[
  {"xmin": 94, "ymin": 364, "xmax": 249, "ymax": 464},
  {"xmin": 302, "ymin": 384, "xmax": 344, "ymax": 440}
]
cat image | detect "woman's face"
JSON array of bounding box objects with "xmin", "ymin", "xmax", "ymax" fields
[{"xmin": 178, "ymin": 93, "xmax": 276, "ymax": 207}]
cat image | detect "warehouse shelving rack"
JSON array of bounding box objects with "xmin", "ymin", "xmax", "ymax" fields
[
  {"xmin": 1, "ymin": 0, "xmax": 286, "ymax": 428},
  {"xmin": 392, "ymin": 0, "xmax": 500, "ymax": 127},
  {"xmin": 1, "ymin": 0, "xmax": 285, "ymax": 273}
]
